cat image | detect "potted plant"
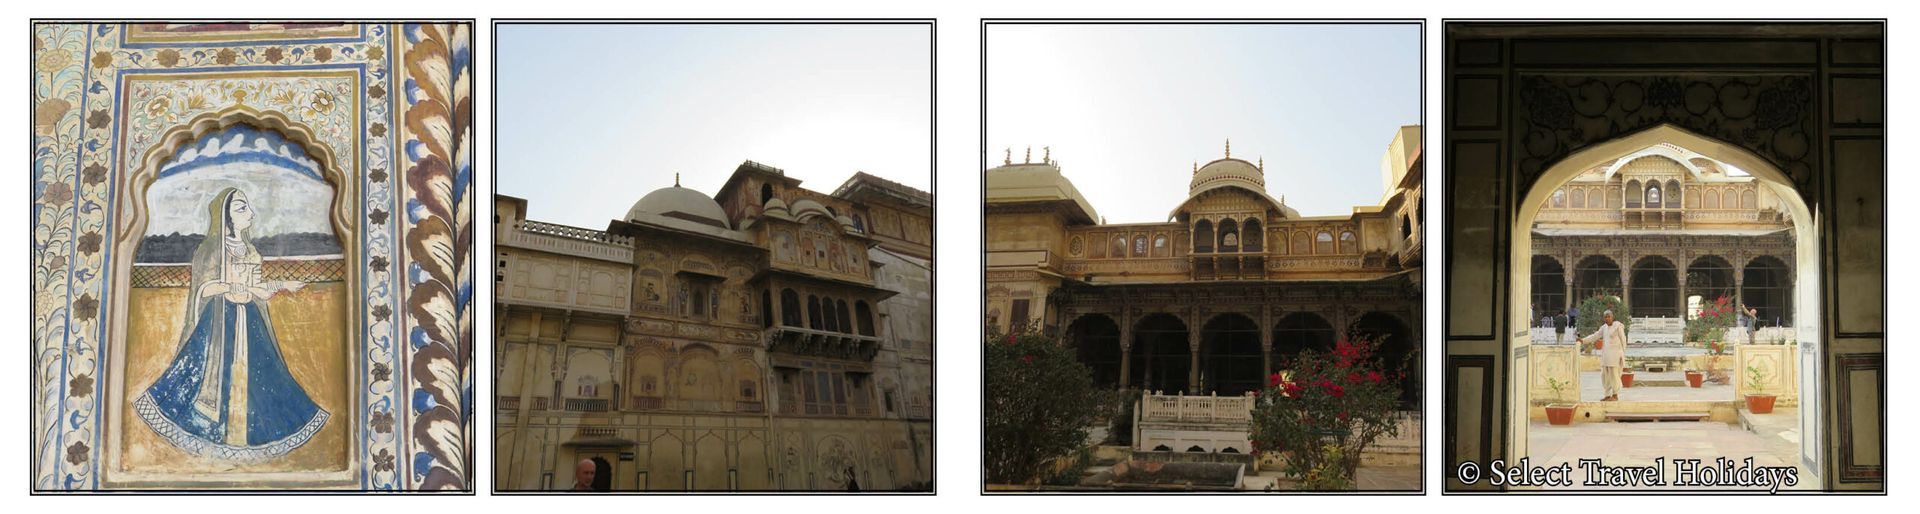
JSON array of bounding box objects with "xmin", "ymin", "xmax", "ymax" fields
[
  {"xmin": 1744, "ymin": 364, "xmax": 1777, "ymax": 414},
  {"xmin": 1544, "ymin": 377, "xmax": 1576, "ymax": 426},
  {"xmin": 1621, "ymin": 368, "xmax": 1636, "ymax": 388},
  {"xmin": 1684, "ymin": 369, "xmax": 1705, "ymax": 388}
]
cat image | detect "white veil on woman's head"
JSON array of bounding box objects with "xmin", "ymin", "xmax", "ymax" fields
[{"xmin": 180, "ymin": 187, "xmax": 250, "ymax": 338}]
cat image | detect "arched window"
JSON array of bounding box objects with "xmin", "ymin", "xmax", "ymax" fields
[
  {"xmin": 1338, "ymin": 231, "xmax": 1358, "ymax": 254},
  {"xmin": 1193, "ymin": 219, "xmax": 1214, "ymax": 254},
  {"xmin": 1532, "ymin": 256, "xmax": 1567, "ymax": 318},
  {"xmin": 1243, "ymin": 218, "xmax": 1263, "ymax": 252},
  {"xmin": 1151, "ymin": 235, "xmax": 1169, "ymax": 257},
  {"xmin": 1743, "ymin": 256, "xmax": 1792, "ymax": 327},
  {"xmin": 1741, "ymin": 189, "xmax": 1756, "ymax": 209},
  {"xmin": 1665, "ymin": 180, "xmax": 1682, "ymax": 208},
  {"xmin": 1551, "ymin": 189, "xmax": 1566, "ymax": 208},
  {"xmin": 821, "ymin": 297, "xmax": 837, "ymax": 332},
  {"xmin": 1625, "ymin": 180, "xmax": 1642, "ymax": 208},
  {"xmin": 855, "ymin": 301, "xmax": 875, "ymax": 336},
  {"xmin": 1686, "ymin": 189, "xmax": 1700, "ymax": 208},
  {"xmin": 1705, "ymin": 190, "xmax": 1721, "ymax": 209},
  {"xmin": 1133, "ymin": 235, "xmax": 1147, "ymax": 257},
  {"xmin": 1644, "ymin": 182, "xmax": 1661, "ymax": 208},
  {"xmin": 1629, "ymin": 256, "xmax": 1680, "ymax": 318},
  {"xmin": 836, "ymin": 299, "xmax": 852, "ymax": 334},
  {"xmin": 761, "ymin": 290, "xmax": 774, "ymax": 328},
  {"xmin": 1400, "ymin": 215, "xmax": 1412, "ymax": 240},
  {"xmin": 1314, "ymin": 232, "xmax": 1335, "ymax": 255},
  {"xmin": 781, "ymin": 289, "xmax": 802, "ymax": 327},
  {"xmin": 1571, "ymin": 189, "xmax": 1586, "ymax": 208},
  {"xmin": 1111, "ymin": 235, "xmax": 1127, "ymax": 259},
  {"xmin": 1273, "ymin": 312, "xmax": 1335, "ymax": 371},
  {"xmin": 852, "ymin": 214, "xmax": 865, "ymax": 233},
  {"xmin": 1290, "ymin": 232, "xmax": 1309, "ymax": 255},
  {"xmin": 807, "ymin": 295, "xmax": 823, "ymax": 330},
  {"xmin": 1217, "ymin": 219, "xmax": 1239, "ymax": 253},
  {"xmin": 760, "ymin": 183, "xmax": 774, "ymax": 205}
]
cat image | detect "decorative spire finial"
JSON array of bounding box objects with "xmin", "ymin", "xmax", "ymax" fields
[
  {"xmin": 675, "ymin": 173, "xmax": 680, "ymax": 187},
  {"xmin": 1193, "ymin": 160, "xmax": 1199, "ymax": 174},
  {"xmin": 1043, "ymin": 146, "xmax": 1051, "ymax": 164},
  {"xmin": 1004, "ymin": 148, "xmax": 1011, "ymax": 166},
  {"xmin": 1225, "ymin": 138, "xmax": 1231, "ymax": 159},
  {"xmin": 1024, "ymin": 146, "xmax": 1031, "ymax": 164},
  {"xmin": 1258, "ymin": 156, "xmax": 1264, "ymax": 171}
]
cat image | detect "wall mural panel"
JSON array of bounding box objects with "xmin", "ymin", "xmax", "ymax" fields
[{"xmin": 31, "ymin": 22, "xmax": 472, "ymax": 491}]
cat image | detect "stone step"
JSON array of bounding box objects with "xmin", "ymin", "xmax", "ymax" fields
[{"xmin": 1606, "ymin": 411, "xmax": 1712, "ymax": 422}]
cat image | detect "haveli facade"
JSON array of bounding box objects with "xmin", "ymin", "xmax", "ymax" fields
[
  {"xmin": 1529, "ymin": 144, "xmax": 1796, "ymax": 328},
  {"xmin": 494, "ymin": 162, "xmax": 933, "ymax": 491},
  {"xmin": 985, "ymin": 127, "xmax": 1424, "ymax": 405}
]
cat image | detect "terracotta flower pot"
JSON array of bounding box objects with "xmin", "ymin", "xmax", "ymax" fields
[
  {"xmin": 1621, "ymin": 372, "xmax": 1635, "ymax": 388},
  {"xmin": 1685, "ymin": 370, "xmax": 1705, "ymax": 388},
  {"xmin": 1746, "ymin": 394, "xmax": 1777, "ymax": 414},
  {"xmin": 1545, "ymin": 404, "xmax": 1576, "ymax": 426}
]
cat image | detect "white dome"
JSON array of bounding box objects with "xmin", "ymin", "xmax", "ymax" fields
[
  {"xmin": 1190, "ymin": 158, "xmax": 1266, "ymax": 192},
  {"xmin": 626, "ymin": 185, "xmax": 730, "ymax": 230}
]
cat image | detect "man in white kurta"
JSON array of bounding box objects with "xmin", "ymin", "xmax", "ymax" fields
[{"xmin": 1579, "ymin": 310, "xmax": 1629, "ymax": 401}]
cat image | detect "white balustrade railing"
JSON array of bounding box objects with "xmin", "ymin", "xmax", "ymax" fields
[{"xmin": 1139, "ymin": 391, "xmax": 1256, "ymax": 423}]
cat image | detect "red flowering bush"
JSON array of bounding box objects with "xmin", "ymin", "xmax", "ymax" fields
[
  {"xmin": 1686, "ymin": 295, "xmax": 1738, "ymax": 383},
  {"xmin": 984, "ymin": 327, "xmax": 1111, "ymax": 484},
  {"xmin": 1249, "ymin": 335, "xmax": 1411, "ymax": 490}
]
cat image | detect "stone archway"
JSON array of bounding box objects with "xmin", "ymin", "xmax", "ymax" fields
[
  {"xmin": 1131, "ymin": 313, "xmax": 1190, "ymax": 394},
  {"xmin": 1199, "ymin": 313, "xmax": 1262, "ymax": 396},
  {"xmin": 1444, "ymin": 26, "xmax": 1883, "ymax": 490},
  {"xmin": 1066, "ymin": 314, "xmax": 1123, "ymax": 389},
  {"xmin": 1504, "ymin": 125, "xmax": 1825, "ymax": 490},
  {"xmin": 1351, "ymin": 312, "xmax": 1418, "ymax": 409}
]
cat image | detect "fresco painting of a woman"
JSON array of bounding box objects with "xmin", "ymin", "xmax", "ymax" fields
[{"xmin": 133, "ymin": 187, "xmax": 328, "ymax": 461}]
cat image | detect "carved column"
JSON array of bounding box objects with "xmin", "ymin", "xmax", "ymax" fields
[
  {"xmin": 1118, "ymin": 324, "xmax": 1134, "ymax": 390},
  {"xmin": 1618, "ymin": 252, "xmax": 1632, "ymax": 315},
  {"xmin": 1260, "ymin": 304, "xmax": 1275, "ymax": 383},
  {"xmin": 1187, "ymin": 307, "xmax": 1202, "ymax": 394},
  {"xmin": 1675, "ymin": 253, "xmax": 1689, "ymax": 319}
]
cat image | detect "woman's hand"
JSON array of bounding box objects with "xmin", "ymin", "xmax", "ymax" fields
[{"xmin": 200, "ymin": 281, "xmax": 232, "ymax": 297}]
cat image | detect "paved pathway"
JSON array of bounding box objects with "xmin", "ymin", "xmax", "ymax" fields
[
  {"xmin": 1581, "ymin": 370, "xmax": 1733, "ymax": 402},
  {"xmin": 1526, "ymin": 418, "xmax": 1815, "ymax": 492}
]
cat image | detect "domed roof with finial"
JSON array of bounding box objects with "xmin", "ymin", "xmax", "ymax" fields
[
  {"xmin": 1188, "ymin": 138, "xmax": 1267, "ymax": 192},
  {"xmin": 1170, "ymin": 139, "xmax": 1298, "ymax": 220},
  {"xmin": 625, "ymin": 173, "xmax": 732, "ymax": 231}
]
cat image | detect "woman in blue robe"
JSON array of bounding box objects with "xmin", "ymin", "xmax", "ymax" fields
[{"xmin": 133, "ymin": 187, "xmax": 328, "ymax": 461}]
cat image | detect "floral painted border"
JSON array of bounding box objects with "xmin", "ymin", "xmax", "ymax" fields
[
  {"xmin": 396, "ymin": 23, "xmax": 473, "ymax": 491},
  {"xmin": 30, "ymin": 22, "xmax": 471, "ymax": 491}
]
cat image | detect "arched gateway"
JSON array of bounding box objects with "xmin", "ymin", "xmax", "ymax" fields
[{"xmin": 1445, "ymin": 22, "xmax": 1882, "ymax": 492}]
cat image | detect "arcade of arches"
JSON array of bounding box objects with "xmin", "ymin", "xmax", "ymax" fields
[
  {"xmin": 1059, "ymin": 291, "xmax": 1419, "ymax": 404},
  {"xmin": 1528, "ymin": 148, "xmax": 1797, "ymax": 326},
  {"xmin": 987, "ymin": 127, "xmax": 1425, "ymax": 410}
]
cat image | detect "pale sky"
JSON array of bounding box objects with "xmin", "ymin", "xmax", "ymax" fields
[
  {"xmin": 987, "ymin": 24, "xmax": 1420, "ymax": 223},
  {"xmin": 498, "ymin": 24, "xmax": 932, "ymax": 229}
]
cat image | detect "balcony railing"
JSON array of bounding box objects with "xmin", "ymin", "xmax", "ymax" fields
[
  {"xmin": 1139, "ymin": 391, "xmax": 1255, "ymax": 423},
  {"xmin": 576, "ymin": 426, "xmax": 617, "ymax": 439},
  {"xmin": 500, "ymin": 220, "xmax": 634, "ymax": 263},
  {"xmin": 564, "ymin": 398, "xmax": 610, "ymax": 412}
]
